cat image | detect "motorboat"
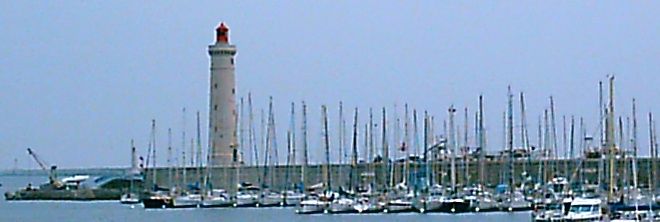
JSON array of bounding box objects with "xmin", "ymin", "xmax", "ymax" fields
[
  {"xmin": 201, "ymin": 189, "xmax": 232, "ymax": 208},
  {"xmin": 171, "ymin": 193, "xmax": 202, "ymax": 208},
  {"xmin": 416, "ymin": 185, "xmax": 445, "ymax": 213},
  {"xmin": 234, "ymin": 186, "xmax": 260, "ymax": 207},
  {"xmin": 327, "ymin": 196, "xmax": 356, "ymax": 214},
  {"xmin": 353, "ymin": 195, "xmax": 384, "ymax": 214},
  {"xmin": 500, "ymin": 190, "xmax": 533, "ymax": 212},
  {"xmin": 142, "ymin": 192, "xmax": 172, "ymax": 209},
  {"xmin": 533, "ymin": 199, "xmax": 570, "ymax": 222},
  {"xmin": 564, "ymin": 198, "xmax": 603, "ymax": 222},
  {"xmin": 259, "ymin": 190, "xmax": 284, "ymax": 207},
  {"xmin": 468, "ymin": 191, "xmax": 499, "ymax": 213},
  {"xmin": 282, "ymin": 190, "xmax": 304, "ymax": 206},
  {"xmin": 436, "ymin": 195, "xmax": 471, "ymax": 213},
  {"xmin": 384, "ymin": 193, "xmax": 415, "ymax": 213},
  {"xmin": 297, "ymin": 198, "xmax": 329, "ymax": 214},
  {"xmin": 296, "ymin": 192, "xmax": 333, "ymax": 214},
  {"xmin": 120, "ymin": 193, "xmax": 140, "ymax": 204}
]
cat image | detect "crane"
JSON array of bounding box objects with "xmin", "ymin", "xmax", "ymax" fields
[{"xmin": 26, "ymin": 148, "xmax": 62, "ymax": 189}]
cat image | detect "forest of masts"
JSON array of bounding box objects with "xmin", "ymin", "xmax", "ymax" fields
[{"xmin": 140, "ymin": 76, "xmax": 658, "ymax": 199}]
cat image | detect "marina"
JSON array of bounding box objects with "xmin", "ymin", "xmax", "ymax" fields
[
  {"xmin": 3, "ymin": 2, "xmax": 660, "ymax": 222},
  {"xmin": 2, "ymin": 21, "xmax": 660, "ymax": 222}
]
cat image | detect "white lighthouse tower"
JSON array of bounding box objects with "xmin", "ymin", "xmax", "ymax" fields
[{"xmin": 208, "ymin": 22, "xmax": 238, "ymax": 166}]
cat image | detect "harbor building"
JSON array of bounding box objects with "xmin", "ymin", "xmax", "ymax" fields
[{"xmin": 208, "ymin": 22, "xmax": 239, "ymax": 166}]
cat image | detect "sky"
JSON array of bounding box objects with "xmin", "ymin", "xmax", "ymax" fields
[{"xmin": 1, "ymin": 1, "xmax": 660, "ymax": 169}]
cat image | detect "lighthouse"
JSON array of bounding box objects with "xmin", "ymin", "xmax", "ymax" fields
[{"xmin": 208, "ymin": 22, "xmax": 238, "ymax": 166}]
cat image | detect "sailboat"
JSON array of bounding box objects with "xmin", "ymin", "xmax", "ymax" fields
[
  {"xmin": 282, "ymin": 102, "xmax": 305, "ymax": 207},
  {"xmin": 385, "ymin": 105, "xmax": 416, "ymax": 214},
  {"xmin": 200, "ymin": 109, "xmax": 234, "ymax": 208},
  {"xmin": 170, "ymin": 113, "xmax": 205, "ymax": 208},
  {"xmin": 297, "ymin": 104, "xmax": 333, "ymax": 214},
  {"xmin": 498, "ymin": 87, "xmax": 532, "ymax": 212},
  {"xmin": 468, "ymin": 95, "xmax": 500, "ymax": 213},
  {"xmin": 353, "ymin": 108, "xmax": 387, "ymax": 214},
  {"xmin": 416, "ymin": 111, "xmax": 447, "ymax": 213},
  {"xmin": 142, "ymin": 120, "xmax": 177, "ymax": 209},
  {"xmin": 435, "ymin": 106, "xmax": 471, "ymax": 213},
  {"xmin": 259, "ymin": 97, "xmax": 284, "ymax": 207},
  {"xmin": 327, "ymin": 107, "xmax": 357, "ymax": 214},
  {"xmin": 120, "ymin": 139, "xmax": 141, "ymax": 205},
  {"xmin": 235, "ymin": 94, "xmax": 260, "ymax": 208}
]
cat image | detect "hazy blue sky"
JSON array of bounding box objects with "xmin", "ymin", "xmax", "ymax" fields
[{"xmin": 2, "ymin": 1, "xmax": 660, "ymax": 169}]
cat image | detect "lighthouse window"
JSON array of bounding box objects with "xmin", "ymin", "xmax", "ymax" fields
[
  {"xmin": 215, "ymin": 127, "xmax": 218, "ymax": 132},
  {"xmin": 214, "ymin": 83, "xmax": 218, "ymax": 89},
  {"xmin": 214, "ymin": 105, "xmax": 218, "ymax": 110},
  {"xmin": 231, "ymin": 58, "xmax": 234, "ymax": 65},
  {"xmin": 232, "ymin": 88, "xmax": 235, "ymax": 94}
]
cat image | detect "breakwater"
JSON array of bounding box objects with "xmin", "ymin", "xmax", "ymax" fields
[{"xmin": 145, "ymin": 158, "xmax": 660, "ymax": 191}]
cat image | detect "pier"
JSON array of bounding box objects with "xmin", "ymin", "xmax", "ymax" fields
[{"xmin": 145, "ymin": 158, "xmax": 660, "ymax": 192}]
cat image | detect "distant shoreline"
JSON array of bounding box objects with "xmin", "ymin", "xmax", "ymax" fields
[{"xmin": 0, "ymin": 168, "xmax": 129, "ymax": 177}]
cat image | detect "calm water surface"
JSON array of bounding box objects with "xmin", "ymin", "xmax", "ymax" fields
[{"xmin": 0, "ymin": 176, "xmax": 532, "ymax": 222}]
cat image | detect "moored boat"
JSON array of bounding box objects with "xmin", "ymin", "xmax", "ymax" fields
[{"xmin": 564, "ymin": 198, "xmax": 603, "ymax": 222}]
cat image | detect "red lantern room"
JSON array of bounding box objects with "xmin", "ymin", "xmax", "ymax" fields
[{"xmin": 216, "ymin": 22, "xmax": 229, "ymax": 43}]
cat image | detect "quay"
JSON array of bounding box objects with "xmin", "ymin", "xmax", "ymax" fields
[{"xmin": 144, "ymin": 158, "xmax": 660, "ymax": 192}]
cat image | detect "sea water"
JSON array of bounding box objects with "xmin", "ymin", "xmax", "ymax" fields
[{"xmin": 0, "ymin": 175, "xmax": 532, "ymax": 222}]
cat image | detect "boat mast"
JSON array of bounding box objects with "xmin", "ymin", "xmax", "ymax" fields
[
  {"xmin": 262, "ymin": 101, "xmax": 271, "ymax": 189},
  {"xmin": 403, "ymin": 104, "xmax": 410, "ymax": 187},
  {"xmin": 414, "ymin": 110, "xmax": 420, "ymax": 160},
  {"xmin": 168, "ymin": 128, "xmax": 173, "ymax": 188},
  {"xmin": 423, "ymin": 111, "xmax": 430, "ymax": 188},
  {"xmin": 568, "ymin": 116, "xmax": 575, "ymax": 185},
  {"xmin": 130, "ymin": 139, "xmax": 136, "ymax": 193},
  {"xmin": 448, "ymin": 105, "xmax": 457, "ymax": 193},
  {"xmin": 338, "ymin": 102, "xmax": 344, "ymax": 187},
  {"xmin": 606, "ymin": 75, "xmax": 616, "ymax": 203},
  {"xmin": 631, "ymin": 99, "xmax": 638, "ymax": 192},
  {"xmin": 268, "ymin": 100, "xmax": 279, "ymax": 190},
  {"xmin": 543, "ymin": 110, "xmax": 550, "ymax": 186},
  {"xmin": 350, "ymin": 108, "xmax": 359, "ymax": 191},
  {"xmin": 500, "ymin": 111, "xmax": 505, "ymax": 185},
  {"xmin": 478, "ymin": 95, "xmax": 486, "ymax": 186},
  {"xmin": 382, "ymin": 107, "xmax": 389, "ymax": 191},
  {"xmin": 519, "ymin": 92, "xmax": 530, "ymax": 177},
  {"xmin": 190, "ymin": 136, "xmax": 195, "ymax": 184},
  {"xmin": 653, "ymin": 116, "xmax": 658, "ymax": 194},
  {"xmin": 248, "ymin": 94, "xmax": 259, "ymax": 187},
  {"xmin": 598, "ymin": 81, "xmax": 604, "ymax": 189},
  {"xmin": 322, "ymin": 105, "xmax": 331, "ymax": 191},
  {"xmin": 285, "ymin": 102, "xmax": 295, "ymax": 191},
  {"xmin": 550, "ymin": 96, "xmax": 558, "ymax": 177},
  {"xmin": 393, "ymin": 104, "xmax": 400, "ymax": 187},
  {"xmin": 204, "ymin": 128, "xmax": 213, "ymax": 194},
  {"xmin": 369, "ymin": 108, "xmax": 376, "ymax": 189},
  {"xmin": 507, "ymin": 86, "xmax": 514, "ymax": 195},
  {"xmin": 463, "ymin": 107, "xmax": 469, "ymax": 186},
  {"xmin": 240, "ymin": 97, "xmax": 245, "ymax": 166},
  {"xmin": 563, "ymin": 116, "xmax": 568, "ymax": 178},
  {"xmin": 234, "ymin": 97, "xmax": 244, "ymax": 193},
  {"xmin": 290, "ymin": 102, "xmax": 296, "ymax": 190},
  {"xmin": 151, "ymin": 119, "xmax": 157, "ymax": 189},
  {"xmin": 536, "ymin": 115, "xmax": 545, "ymax": 185},
  {"xmin": 649, "ymin": 113, "xmax": 655, "ymax": 193},
  {"xmin": 196, "ymin": 111, "xmax": 203, "ymax": 187},
  {"xmin": 579, "ymin": 117, "xmax": 586, "ymax": 184},
  {"xmin": 232, "ymin": 101, "xmax": 240, "ymax": 195},
  {"xmin": 301, "ymin": 101, "xmax": 308, "ymax": 191},
  {"xmin": 180, "ymin": 108, "xmax": 187, "ymax": 191}
]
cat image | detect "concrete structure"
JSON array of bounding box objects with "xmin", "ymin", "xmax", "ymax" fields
[
  {"xmin": 146, "ymin": 158, "xmax": 660, "ymax": 194},
  {"xmin": 208, "ymin": 22, "xmax": 239, "ymax": 166}
]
